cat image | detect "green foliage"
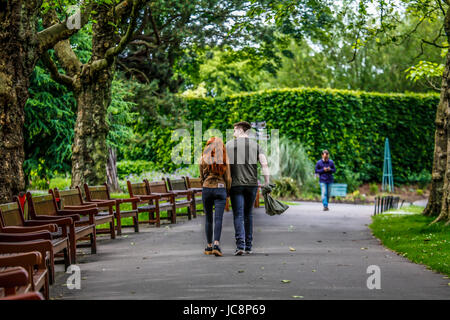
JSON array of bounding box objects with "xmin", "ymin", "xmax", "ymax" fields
[
  {"xmin": 117, "ymin": 160, "xmax": 156, "ymax": 179},
  {"xmin": 369, "ymin": 182, "xmax": 379, "ymax": 195},
  {"xmin": 24, "ymin": 65, "xmax": 76, "ymax": 182},
  {"xmin": 272, "ymin": 177, "xmax": 301, "ymax": 199},
  {"xmin": 370, "ymin": 212, "xmax": 450, "ymax": 276},
  {"xmin": 406, "ymin": 168, "xmax": 432, "ymax": 189},
  {"xmin": 334, "ymin": 167, "xmax": 362, "ymax": 193},
  {"xmin": 185, "ymin": 87, "xmax": 438, "ymax": 183},
  {"xmin": 271, "ymin": 137, "xmax": 316, "ymax": 193}
]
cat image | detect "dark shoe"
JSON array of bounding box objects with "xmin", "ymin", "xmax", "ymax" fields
[
  {"xmin": 323, "ymin": 207, "xmax": 329, "ymax": 211},
  {"xmin": 234, "ymin": 248, "xmax": 244, "ymax": 256},
  {"xmin": 204, "ymin": 246, "xmax": 213, "ymax": 255},
  {"xmin": 212, "ymin": 245, "xmax": 223, "ymax": 257}
]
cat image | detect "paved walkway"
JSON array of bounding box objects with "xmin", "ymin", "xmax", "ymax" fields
[{"xmin": 52, "ymin": 202, "xmax": 449, "ymax": 300}]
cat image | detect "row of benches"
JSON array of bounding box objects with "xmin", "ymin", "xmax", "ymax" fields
[{"xmin": 0, "ymin": 176, "xmax": 204, "ymax": 300}]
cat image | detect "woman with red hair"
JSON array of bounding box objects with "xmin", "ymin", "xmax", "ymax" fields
[{"xmin": 200, "ymin": 137, "xmax": 231, "ymax": 256}]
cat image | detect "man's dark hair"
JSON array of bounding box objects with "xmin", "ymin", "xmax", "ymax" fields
[
  {"xmin": 322, "ymin": 150, "xmax": 329, "ymax": 155},
  {"xmin": 233, "ymin": 121, "xmax": 252, "ymax": 132}
]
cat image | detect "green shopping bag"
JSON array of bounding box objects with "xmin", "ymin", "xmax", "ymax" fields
[{"xmin": 261, "ymin": 184, "xmax": 289, "ymax": 216}]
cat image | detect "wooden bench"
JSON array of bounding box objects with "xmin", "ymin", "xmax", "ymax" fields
[
  {"xmin": 184, "ymin": 177, "xmax": 203, "ymax": 212},
  {"xmin": 127, "ymin": 181, "xmax": 162, "ymax": 227},
  {"xmin": 0, "ymin": 200, "xmax": 71, "ymax": 279},
  {"xmin": 0, "ymin": 265, "xmax": 44, "ymax": 300},
  {"xmin": 26, "ymin": 192, "xmax": 96, "ymax": 264},
  {"xmin": 84, "ymin": 183, "xmax": 140, "ymax": 235},
  {"xmin": 166, "ymin": 177, "xmax": 196, "ymax": 219},
  {"xmin": 53, "ymin": 187, "xmax": 116, "ymax": 239},
  {"xmin": 145, "ymin": 179, "xmax": 192, "ymax": 224},
  {"xmin": 0, "ymin": 242, "xmax": 50, "ymax": 299}
]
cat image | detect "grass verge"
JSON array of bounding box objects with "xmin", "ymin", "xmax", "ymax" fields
[{"xmin": 369, "ymin": 206, "xmax": 450, "ymax": 277}]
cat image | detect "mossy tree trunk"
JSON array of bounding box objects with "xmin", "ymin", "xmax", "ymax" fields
[
  {"xmin": 43, "ymin": 1, "xmax": 145, "ymax": 189},
  {"xmin": 424, "ymin": 7, "xmax": 450, "ymax": 224},
  {"xmin": 0, "ymin": 0, "xmax": 89, "ymax": 203}
]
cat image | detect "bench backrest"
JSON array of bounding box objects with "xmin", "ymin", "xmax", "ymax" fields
[
  {"xmin": 54, "ymin": 188, "xmax": 84, "ymax": 206},
  {"xmin": 186, "ymin": 177, "xmax": 202, "ymax": 189},
  {"xmin": 167, "ymin": 178, "xmax": 188, "ymax": 191},
  {"xmin": 84, "ymin": 184, "xmax": 110, "ymax": 201},
  {"xmin": 330, "ymin": 183, "xmax": 348, "ymax": 197},
  {"xmin": 27, "ymin": 193, "xmax": 58, "ymax": 218},
  {"xmin": 127, "ymin": 181, "xmax": 149, "ymax": 197},
  {"xmin": 146, "ymin": 180, "xmax": 168, "ymax": 194},
  {"xmin": 0, "ymin": 201, "xmax": 25, "ymax": 228}
]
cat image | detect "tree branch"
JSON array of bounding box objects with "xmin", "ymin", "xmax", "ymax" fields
[
  {"xmin": 37, "ymin": 1, "xmax": 93, "ymax": 54},
  {"xmin": 41, "ymin": 51, "xmax": 75, "ymax": 89},
  {"xmin": 91, "ymin": 0, "xmax": 145, "ymax": 73}
]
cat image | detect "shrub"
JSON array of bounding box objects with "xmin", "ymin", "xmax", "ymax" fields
[
  {"xmin": 406, "ymin": 169, "xmax": 432, "ymax": 189},
  {"xmin": 186, "ymin": 88, "xmax": 438, "ymax": 183},
  {"xmin": 334, "ymin": 167, "xmax": 362, "ymax": 193},
  {"xmin": 416, "ymin": 189, "xmax": 424, "ymax": 196},
  {"xmin": 369, "ymin": 183, "xmax": 378, "ymax": 195},
  {"xmin": 272, "ymin": 177, "xmax": 301, "ymax": 199},
  {"xmin": 270, "ymin": 137, "xmax": 316, "ymax": 193},
  {"xmin": 117, "ymin": 160, "xmax": 156, "ymax": 179}
]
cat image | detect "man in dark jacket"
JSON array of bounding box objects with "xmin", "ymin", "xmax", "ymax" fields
[{"xmin": 315, "ymin": 150, "xmax": 336, "ymax": 211}]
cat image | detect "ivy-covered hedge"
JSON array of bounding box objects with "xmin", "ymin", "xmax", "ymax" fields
[{"xmin": 182, "ymin": 88, "xmax": 438, "ymax": 183}]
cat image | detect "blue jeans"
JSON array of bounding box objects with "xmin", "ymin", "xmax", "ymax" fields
[
  {"xmin": 320, "ymin": 182, "xmax": 332, "ymax": 208},
  {"xmin": 230, "ymin": 186, "xmax": 258, "ymax": 250},
  {"xmin": 202, "ymin": 187, "xmax": 227, "ymax": 243}
]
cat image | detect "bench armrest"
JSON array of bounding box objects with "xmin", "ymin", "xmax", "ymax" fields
[
  {"xmin": 63, "ymin": 204, "xmax": 98, "ymax": 210},
  {"xmin": 0, "ymin": 267, "xmax": 29, "ymax": 288},
  {"xmin": 1, "ymin": 224, "xmax": 57, "ymax": 233},
  {"xmin": 0, "ymin": 231, "xmax": 52, "ymax": 242},
  {"xmin": 137, "ymin": 194, "xmax": 161, "ymax": 201},
  {"xmin": 30, "ymin": 216, "xmax": 75, "ymax": 226},
  {"xmin": 0, "ymin": 252, "xmax": 42, "ymax": 269},
  {"xmin": 114, "ymin": 197, "xmax": 140, "ymax": 204}
]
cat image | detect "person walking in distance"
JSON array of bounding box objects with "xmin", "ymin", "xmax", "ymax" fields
[
  {"xmin": 315, "ymin": 150, "xmax": 336, "ymax": 211},
  {"xmin": 226, "ymin": 121, "xmax": 270, "ymax": 255}
]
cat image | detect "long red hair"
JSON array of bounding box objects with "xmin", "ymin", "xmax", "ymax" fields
[{"xmin": 202, "ymin": 137, "xmax": 227, "ymax": 175}]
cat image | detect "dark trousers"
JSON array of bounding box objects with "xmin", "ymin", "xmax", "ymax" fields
[
  {"xmin": 230, "ymin": 186, "xmax": 258, "ymax": 250},
  {"xmin": 202, "ymin": 187, "xmax": 227, "ymax": 243}
]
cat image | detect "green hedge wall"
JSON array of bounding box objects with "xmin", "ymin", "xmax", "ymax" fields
[{"xmin": 182, "ymin": 88, "xmax": 439, "ymax": 183}]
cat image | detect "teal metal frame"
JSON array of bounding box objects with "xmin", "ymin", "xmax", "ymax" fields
[{"xmin": 382, "ymin": 138, "xmax": 394, "ymax": 193}]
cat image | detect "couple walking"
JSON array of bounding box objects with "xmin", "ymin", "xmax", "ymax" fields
[{"xmin": 200, "ymin": 121, "xmax": 270, "ymax": 256}]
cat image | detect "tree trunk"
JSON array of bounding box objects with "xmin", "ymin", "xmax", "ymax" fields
[
  {"xmin": 107, "ymin": 147, "xmax": 121, "ymax": 192},
  {"xmin": 70, "ymin": 6, "xmax": 116, "ymax": 188},
  {"xmin": 70, "ymin": 68, "xmax": 114, "ymax": 188},
  {"xmin": 0, "ymin": 1, "xmax": 41, "ymax": 203},
  {"xmin": 424, "ymin": 9, "xmax": 450, "ymax": 224},
  {"xmin": 433, "ymin": 51, "xmax": 450, "ymax": 224},
  {"xmin": 423, "ymin": 53, "xmax": 449, "ymax": 217}
]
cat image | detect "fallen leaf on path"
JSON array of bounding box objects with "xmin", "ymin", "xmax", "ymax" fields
[
  {"xmin": 312, "ymin": 269, "xmax": 316, "ymax": 272},
  {"xmin": 360, "ymin": 247, "xmax": 368, "ymax": 250},
  {"xmin": 289, "ymin": 247, "xmax": 296, "ymax": 252},
  {"xmin": 238, "ymin": 270, "xmax": 245, "ymax": 273},
  {"xmin": 281, "ymin": 280, "xmax": 291, "ymax": 283},
  {"xmin": 122, "ymin": 235, "xmax": 128, "ymax": 238},
  {"xmin": 130, "ymin": 242, "xmax": 135, "ymax": 245},
  {"xmin": 260, "ymin": 267, "xmax": 264, "ymax": 270},
  {"xmin": 292, "ymin": 296, "xmax": 304, "ymax": 299}
]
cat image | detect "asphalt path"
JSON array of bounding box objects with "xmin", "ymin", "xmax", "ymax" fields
[{"xmin": 52, "ymin": 202, "xmax": 450, "ymax": 300}]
